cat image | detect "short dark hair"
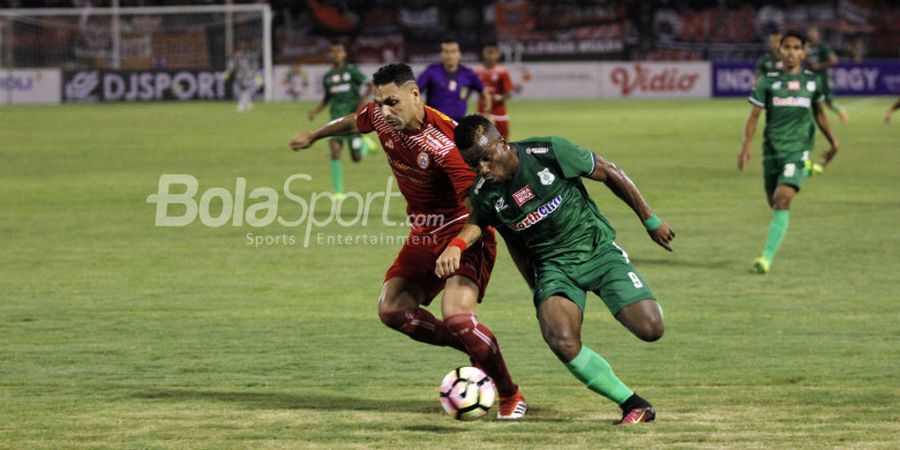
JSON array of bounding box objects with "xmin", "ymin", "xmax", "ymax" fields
[
  {"xmin": 329, "ymin": 40, "xmax": 344, "ymax": 47},
  {"xmin": 440, "ymin": 37, "xmax": 459, "ymax": 48},
  {"xmin": 373, "ymin": 63, "xmax": 416, "ymax": 87},
  {"xmin": 780, "ymin": 32, "xmax": 806, "ymax": 46},
  {"xmin": 454, "ymin": 115, "xmax": 493, "ymax": 161}
]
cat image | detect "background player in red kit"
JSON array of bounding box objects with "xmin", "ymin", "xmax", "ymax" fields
[
  {"xmin": 475, "ymin": 44, "xmax": 515, "ymax": 139},
  {"xmin": 289, "ymin": 63, "xmax": 527, "ymax": 419}
]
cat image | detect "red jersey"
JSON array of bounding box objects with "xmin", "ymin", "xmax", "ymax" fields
[
  {"xmin": 474, "ymin": 63, "xmax": 514, "ymax": 116},
  {"xmin": 356, "ymin": 104, "xmax": 474, "ymax": 236}
]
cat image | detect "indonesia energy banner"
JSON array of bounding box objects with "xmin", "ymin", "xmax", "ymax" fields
[{"xmin": 712, "ymin": 61, "xmax": 900, "ymax": 97}]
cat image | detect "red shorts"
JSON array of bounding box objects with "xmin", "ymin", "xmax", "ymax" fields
[{"xmin": 384, "ymin": 228, "xmax": 497, "ymax": 306}]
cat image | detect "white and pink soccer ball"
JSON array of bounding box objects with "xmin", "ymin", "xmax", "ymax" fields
[{"xmin": 439, "ymin": 366, "xmax": 496, "ymax": 421}]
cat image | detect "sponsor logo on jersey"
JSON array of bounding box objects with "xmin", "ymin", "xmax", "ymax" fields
[
  {"xmin": 772, "ymin": 81, "xmax": 782, "ymax": 89},
  {"xmin": 343, "ymin": 72, "xmax": 350, "ymax": 81},
  {"xmin": 772, "ymin": 96, "xmax": 812, "ymax": 108},
  {"xmin": 509, "ymin": 195, "xmax": 563, "ymax": 232},
  {"xmin": 417, "ymin": 151, "xmax": 430, "ymax": 169},
  {"xmin": 526, "ymin": 146, "xmax": 550, "ymax": 155},
  {"xmin": 494, "ymin": 196, "xmax": 508, "ymax": 212},
  {"xmin": 806, "ymin": 81, "xmax": 816, "ymax": 91},
  {"xmin": 787, "ymin": 80, "xmax": 801, "ymax": 90},
  {"xmin": 329, "ymin": 84, "xmax": 351, "ymax": 94},
  {"xmin": 383, "ymin": 139, "xmax": 394, "ymax": 150},
  {"xmin": 512, "ymin": 185, "xmax": 535, "ymax": 206},
  {"xmin": 537, "ymin": 168, "xmax": 555, "ymax": 186}
]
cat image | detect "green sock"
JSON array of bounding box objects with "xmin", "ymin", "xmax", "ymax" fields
[
  {"xmin": 564, "ymin": 345, "xmax": 633, "ymax": 404},
  {"xmin": 763, "ymin": 209, "xmax": 790, "ymax": 261},
  {"xmin": 330, "ymin": 159, "xmax": 344, "ymax": 194}
]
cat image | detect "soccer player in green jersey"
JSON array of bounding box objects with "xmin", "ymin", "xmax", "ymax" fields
[
  {"xmin": 435, "ymin": 115, "xmax": 675, "ymax": 425},
  {"xmin": 755, "ymin": 32, "xmax": 783, "ymax": 79},
  {"xmin": 806, "ymin": 27, "xmax": 849, "ymax": 123},
  {"xmin": 307, "ymin": 41, "xmax": 373, "ymax": 198},
  {"xmin": 739, "ymin": 32, "xmax": 839, "ymax": 274}
]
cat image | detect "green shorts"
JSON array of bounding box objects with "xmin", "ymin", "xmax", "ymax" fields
[
  {"xmin": 532, "ymin": 243, "xmax": 656, "ymax": 316},
  {"xmin": 763, "ymin": 150, "xmax": 810, "ymax": 196}
]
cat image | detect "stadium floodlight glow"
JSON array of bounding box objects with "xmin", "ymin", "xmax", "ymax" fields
[{"xmin": 0, "ymin": 3, "xmax": 273, "ymax": 101}]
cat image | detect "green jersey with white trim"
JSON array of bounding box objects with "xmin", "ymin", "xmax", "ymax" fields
[
  {"xmin": 749, "ymin": 69, "xmax": 824, "ymax": 156},
  {"xmin": 470, "ymin": 136, "xmax": 616, "ymax": 264},
  {"xmin": 322, "ymin": 64, "xmax": 367, "ymax": 118}
]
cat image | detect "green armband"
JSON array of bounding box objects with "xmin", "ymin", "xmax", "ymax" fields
[{"xmin": 643, "ymin": 214, "xmax": 662, "ymax": 231}]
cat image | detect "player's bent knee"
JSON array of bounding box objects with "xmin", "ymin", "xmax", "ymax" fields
[
  {"xmin": 773, "ymin": 196, "xmax": 792, "ymax": 210},
  {"xmin": 542, "ymin": 330, "xmax": 582, "ymax": 361},
  {"xmin": 618, "ymin": 300, "xmax": 665, "ymax": 342},
  {"xmin": 637, "ymin": 318, "xmax": 664, "ymax": 342},
  {"xmin": 378, "ymin": 308, "xmax": 406, "ymax": 329}
]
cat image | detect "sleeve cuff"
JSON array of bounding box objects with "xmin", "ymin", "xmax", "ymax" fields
[{"xmin": 748, "ymin": 97, "xmax": 765, "ymax": 108}]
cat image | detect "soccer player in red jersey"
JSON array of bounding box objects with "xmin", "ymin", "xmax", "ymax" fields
[
  {"xmin": 289, "ymin": 63, "xmax": 527, "ymax": 419},
  {"xmin": 474, "ymin": 44, "xmax": 514, "ymax": 139}
]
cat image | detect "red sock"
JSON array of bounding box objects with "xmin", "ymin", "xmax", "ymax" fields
[
  {"xmin": 379, "ymin": 308, "xmax": 467, "ymax": 353},
  {"xmin": 444, "ymin": 313, "xmax": 517, "ymax": 397}
]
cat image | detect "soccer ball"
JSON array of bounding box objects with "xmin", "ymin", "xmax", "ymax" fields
[{"xmin": 439, "ymin": 366, "xmax": 495, "ymax": 421}]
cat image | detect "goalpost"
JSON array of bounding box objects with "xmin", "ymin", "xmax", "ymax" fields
[{"xmin": 0, "ymin": 3, "xmax": 274, "ymax": 101}]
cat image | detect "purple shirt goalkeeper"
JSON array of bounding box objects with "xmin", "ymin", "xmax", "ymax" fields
[{"xmin": 417, "ymin": 39, "xmax": 491, "ymax": 122}]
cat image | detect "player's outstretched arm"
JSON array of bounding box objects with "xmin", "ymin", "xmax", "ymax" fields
[
  {"xmin": 813, "ymin": 102, "xmax": 839, "ymax": 167},
  {"xmin": 587, "ymin": 154, "xmax": 675, "ymax": 251},
  {"xmin": 290, "ymin": 113, "xmax": 359, "ymax": 151},
  {"xmin": 435, "ymin": 200, "xmax": 483, "ymax": 279},
  {"xmin": 739, "ymin": 105, "xmax": 762, "ymax": 171}
]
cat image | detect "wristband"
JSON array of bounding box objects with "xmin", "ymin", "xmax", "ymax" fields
[
  {"xmin": 449, "ymin": 238, "xmax": 468, "ymax": 251},
  {"xmin": 642, "ymin": 215, "xmax": 662, "ymax": 232}
]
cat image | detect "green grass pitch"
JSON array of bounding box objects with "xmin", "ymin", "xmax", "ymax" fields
[{"xmin": 1, "ymin": 98, "xmax": 898, "ymax": 448}]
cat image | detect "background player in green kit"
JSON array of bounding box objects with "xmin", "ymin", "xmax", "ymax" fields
[
  {"xmin": 755, "ymin": 32, "xmax": 783, "ymax": 79},
  {"xmin": 739, "ymin": 32, "xmax": 839, "ymax": 274},
  {"xmin": 307, "ymin": 41, "xmax": 373, "ymax": 197},
  {"xmin": 806, "ymin": 27, "xmax": 849, "ymax": 123},
  {"xmin": 435, "ymin": 115, "xmax": 675, "ymax": 425}
]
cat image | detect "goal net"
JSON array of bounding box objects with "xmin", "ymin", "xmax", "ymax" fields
[{"xmin": 0, "ymin": 4, "xmax": 273, "ymax": 101}]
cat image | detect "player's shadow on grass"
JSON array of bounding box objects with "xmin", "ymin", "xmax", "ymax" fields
[
  {"xmin": 131, "ymin": 389, "xmax": 567, "ymax": 421},
  {"xmin": 132, "ymin": 388, "xmax": 436, "ymax": 413},
  {"xmin": 629, "ymin": 257, "xmax": 731, "ymax": 269}
]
